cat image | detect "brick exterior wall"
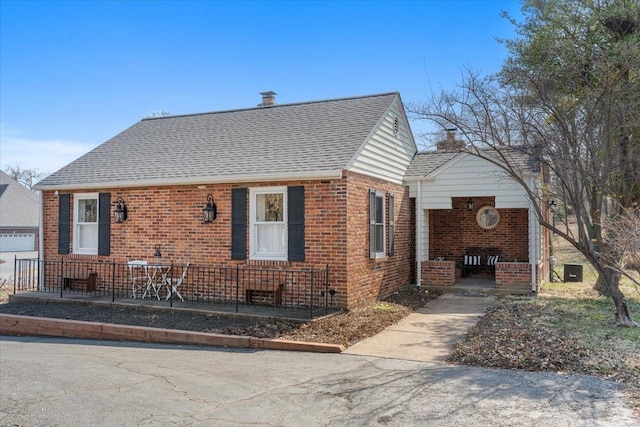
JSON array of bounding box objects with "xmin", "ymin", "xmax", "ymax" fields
[
  {"xmin": 421, "ymin": 260, "xmax": 455, "ymax": 286},
  {"xmin": 41, "ymin": 171, "xmax": 415, "ymax": 309},
  {"xmin": 429, "ymin": 197, "xmax": 529, "ymax": 263},
  {"xmin": 344, "ymin": 171, "xmax": 415, "ymax": 308}
]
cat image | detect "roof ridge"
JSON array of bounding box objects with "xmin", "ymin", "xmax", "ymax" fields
[{"xmin": 141, "ymin": 92, "xmax": 399, "ymax": 121}]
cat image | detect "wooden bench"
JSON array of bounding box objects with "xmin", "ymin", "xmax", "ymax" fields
[
  {"xmin": 462, "ymin": 247, "xmax": 501, "ymax": 278},
  {"xmin": 63, "ymin": 271, "xmax": 98, "ymax": 292},
  {"xmin": 245, "ymin": 283, "xmax": 284, "ymax": 306}
]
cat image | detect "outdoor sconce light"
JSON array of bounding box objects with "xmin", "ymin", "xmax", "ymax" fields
[
  {"xmin": 467, "ymin": 198, "xmax": 475, "ymax": 211},
  {"xmin": 203, "ymin": 194, "xmax": 217, "ymax": 223},
  {"xmin": 114, "ymin": 197, "xmax": 128, "ymax": 223},
  {"xmin": 154, "ymin": 245, "xmax": 162, "ymax": 257}
]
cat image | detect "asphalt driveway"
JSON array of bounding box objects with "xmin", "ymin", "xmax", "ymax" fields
[{"xmin": 1, "ymin": 336, "xmax": 637, "ymax": 426}]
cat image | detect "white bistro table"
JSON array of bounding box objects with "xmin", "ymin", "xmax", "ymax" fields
[{"xmin": 142, "ymin": 263, "xmax": 172, "ymax": 300}]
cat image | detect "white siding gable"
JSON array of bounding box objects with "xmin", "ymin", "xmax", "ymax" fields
[
  {"xmin": 416, "ymin": 153, "xmax": 532, "ymax": 209},
  {"xmin": 346, "ymin": 97, "xmax": 417, "ymax": 184}
]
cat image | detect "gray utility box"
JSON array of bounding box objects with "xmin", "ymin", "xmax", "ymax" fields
[{"xmin": 564, "ymin": 264, "xmax": 583, "ymax": 282}]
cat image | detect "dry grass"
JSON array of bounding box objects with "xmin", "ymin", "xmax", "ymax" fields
[
  {"xmin": 450, "ymin": 229, "xmax": 640, "ymax": 414},
  {"xmin": 0, "ymin": 277, "xmax": 12, "ymax": 304}
]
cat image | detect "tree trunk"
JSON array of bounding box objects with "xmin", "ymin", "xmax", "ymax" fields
[
  {"xmin": 598, "ymin": 268, "xmax": 638, "ymax": 327},
  {"xmin": 593, "ymin": 274, "xmax": 611, "ymax": 297}
]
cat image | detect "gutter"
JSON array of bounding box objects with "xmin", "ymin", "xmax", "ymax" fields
[
  {"xmin": 529, "ymin": 176, "xmax": 537, "ymax": 293},
  {"xmin": 33, "ymin": 170, "xmax": 345, "ymax": 191}
]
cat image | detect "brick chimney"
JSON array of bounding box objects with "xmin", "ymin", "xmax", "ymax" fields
[
  {"xmin": 437, "ymin": 128, "xmax": 466, "ymax": 150},
  {"xmin": 258, "ymin": 91, "xmax": 277, "ymax": 107}
]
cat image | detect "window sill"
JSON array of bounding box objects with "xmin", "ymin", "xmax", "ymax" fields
[
  {"xmin": 72, "ymin": 251, "xmax": 98, "ymax": 256},
  {"xmin": 249, "ymin": 255, "xmax": 288, "ymax": 262}
]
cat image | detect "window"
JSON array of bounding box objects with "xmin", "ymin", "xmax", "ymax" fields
[
  {"xmin": 369, "ymin": 189, "xmax": 385, "ymax": 258},
  {"xmin": 250, "ymin": 187, "xmax": 288, "ymax": 260},
  {"xmin": 73, "ymin": 193, "xmax": 99, "ymax": 254}
]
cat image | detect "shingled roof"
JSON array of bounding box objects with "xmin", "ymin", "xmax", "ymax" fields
[
  {"xmin": 35, "ymin": 92, "xmax": 401, "ymax": 190},
  {"xmin": 0, "ymin": 171, "xmax": 39, "ymax": 228},
  {"xmin": 405, "ymin": 146, "xmax": 540, "ymax": 180}
]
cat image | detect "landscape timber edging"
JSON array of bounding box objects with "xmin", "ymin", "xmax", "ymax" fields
[{"xmin": 0, "ymin": 314, "xmax": 345, "ymax": 353}]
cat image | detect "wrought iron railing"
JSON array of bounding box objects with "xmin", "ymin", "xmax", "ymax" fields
[{"xmin": 12, "ymin": 257, "xmax": 333, "ymax": 318}]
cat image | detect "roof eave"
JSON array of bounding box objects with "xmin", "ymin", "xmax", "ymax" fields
[{"xmin": 33, "ymin": 170, "xmax": 345, "ymax": 191}]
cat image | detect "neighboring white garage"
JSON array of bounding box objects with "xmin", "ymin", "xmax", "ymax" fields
[
  {"xmin": 0, "ymin": 233, "xmax": 36, "ymax": 252},
  {"xmin": 0, "ymin": 171, "xmax": 39, "ymax": 253}
]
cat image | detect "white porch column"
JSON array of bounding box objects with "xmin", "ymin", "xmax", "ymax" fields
[
  {"xmin": 528, "ymin": 176, "xmax": 537, "ymax": 292},
  {"xmin": 39, "ymin": 190, "xmax": 44, "ymax": 291},
  {"xmin": 416, "ymin": 180, "xmax": 422, "ymax": 287}
]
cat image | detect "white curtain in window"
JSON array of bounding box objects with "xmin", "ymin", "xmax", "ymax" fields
[
  {"xmin": 78, "ymin": 224, "xmax": 98, "ymax": 250},
  {"xmin": 256, "ymin": 223, "xmax": 285, "ymax": 253},
  {"xmin": 255, "ymin": 193, "xmax": 285, "ymax": 255}
]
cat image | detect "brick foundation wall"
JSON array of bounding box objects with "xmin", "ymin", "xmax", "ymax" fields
[
  {"xmin": 41, "ymin": 172, "xmax": 415, "ymax": 310},
  {"xmin": 429, "ymin": 197, "xmax": 529, "ymax": 263},
  {"xmin": 421, "ymin": 260, "xmax": 455, "ymax": 286}
]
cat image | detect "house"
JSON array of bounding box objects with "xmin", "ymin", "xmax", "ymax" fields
[
  {"xmin": 0, "ymin": 171, "xmax": 39, "ymax": 252},
  {"xmin": 33, "ymin": 92, "xmax": 418, "ymax": 309},
  {"xmin": 404, "ymin": 136, "xmax": 551, "ymax": 293}
]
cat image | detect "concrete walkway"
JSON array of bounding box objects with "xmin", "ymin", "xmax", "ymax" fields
[{"xmin": 345, "ymin": 293, "xmax": 497, "ymax": 362}]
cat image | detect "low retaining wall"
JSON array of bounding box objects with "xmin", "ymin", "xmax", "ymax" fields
[
  {"xmin": 495, "ymin": 262, "xmax": 532, "ymax": 292},
  {"xmin": 421, "ymin": 260, "xmax": 455, "ymax": 286},
  {"xmin": 0, "ymin": 314, "xmax": 345, "ymax": 353}
]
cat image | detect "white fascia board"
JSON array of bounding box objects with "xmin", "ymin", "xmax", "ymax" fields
[
  {"xmin": 33, "ymin": 170, "xmax": 345, "ymax": 191},
  {"xmin": 403, "ymin": 176, "xmax": 436, "ymax": 183}
]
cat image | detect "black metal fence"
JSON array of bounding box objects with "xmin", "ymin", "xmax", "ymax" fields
[{"xmin": 12, "ymin": 257, "xmax": 333, "ymax": 318}]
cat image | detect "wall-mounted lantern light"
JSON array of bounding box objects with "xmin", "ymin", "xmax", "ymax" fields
[
  {"xmin": 203, "ymin": 194, "xmax": 217, "ymax": 223},
  {"xmin": 154, "ymin": 244, "xmax": 162, "ymax": 257},
  {"xmin": 114, "ymin": 197, "xmax": 128, "ymax": 223},
  {"xmin": 467, "ymin": 198, "xmax": 475, "ymax": 211}
]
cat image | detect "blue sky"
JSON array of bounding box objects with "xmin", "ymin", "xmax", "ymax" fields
[{"xmin": 0, "ymin": 0, "xmax": 523, "ymax": 176}]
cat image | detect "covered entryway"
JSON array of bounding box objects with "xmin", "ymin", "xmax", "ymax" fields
[{"xmin": 405, "ymin": 149, "xmax": 550, "ymax": 294}]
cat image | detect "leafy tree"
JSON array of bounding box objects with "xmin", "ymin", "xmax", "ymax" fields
[
  {"xmin": 3, "ymin": 165, "xmax": 45, "ymax": 190},
  {"xmin": 408, "ymin": 0, "xmax": 639, "ymax": 326}
]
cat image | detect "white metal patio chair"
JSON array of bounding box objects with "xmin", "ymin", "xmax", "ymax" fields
[
  {"xmin": 165, "ymin": 263, "xmax": 189, "ymax": 302},
  {"xmin": 128, "ymin": 260, "xmax": 148, "ymax": 299}
]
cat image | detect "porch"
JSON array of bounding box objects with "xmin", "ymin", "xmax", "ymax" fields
[
  {"xmin": 10, "ymin": 258, "xmax": 339, "ymax": 320},
  {"xmin": 423, "ymin": 277, "xmax": 531, "ymax": 296},
  {"xmin": 421, "ymin": 259, "xmax": 535, "ymax": 294}
]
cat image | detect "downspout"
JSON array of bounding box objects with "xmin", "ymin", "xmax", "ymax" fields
[
  {"xmin": 529, "ymin": 177, "xmax": 537, "ymax": 292},
  {"xmin": 38, "ymin": 190, "xmax": 44, "ymax": 291},
  {"xmin": 416, "ymin": 180, "xmax": 422, "ymax": 288}
]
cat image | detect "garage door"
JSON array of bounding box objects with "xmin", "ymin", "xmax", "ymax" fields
[{"xmin": 0, "ymin": 233, "xmax": 36, "ymax": 252}]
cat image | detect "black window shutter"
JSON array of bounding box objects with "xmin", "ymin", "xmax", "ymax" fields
[
  {"xmin": 98, "ymin": 193, "xmax": 111, "ymax": 256},
  {"xmin": 369, "ymin": 189, "xmax": 376, "ymax": 259},
  {"xmin": 288, "ymin": 186, "xmax": 305, "ymax": 261},
  {"xmin": 388, "ymin": 193, "xmax": 395, "ymax": 256},
  {"xmin": 58, "ymin": 194, "xmax": 70, "ymax": 254},
  {"xmin": 231, "ymin": 188, "xmax": 247, "ymax": 260}
]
